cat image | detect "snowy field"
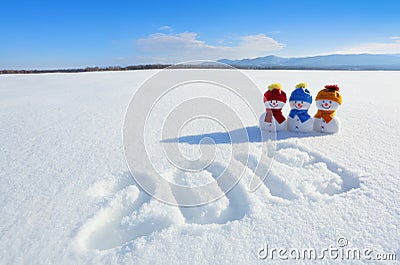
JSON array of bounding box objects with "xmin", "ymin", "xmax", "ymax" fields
[{"xmin": 0, "ymin": 70, "xmax": 399, "ymax": 264}]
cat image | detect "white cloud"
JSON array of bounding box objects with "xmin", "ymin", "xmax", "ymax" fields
[
  {"xmin": 269, "ymin": 31, "xmax": 281, "ymax": 35},
  {"xmin": 158, "ymin": 25, "xmax": 172, "ymax": 31},
  {"xmin": 334, "ymin": 38, "xmax": 400, "ymax": 54},
  {"xmin": 134, "ymin": 32, "xmax": 284, "ymax": 63}
]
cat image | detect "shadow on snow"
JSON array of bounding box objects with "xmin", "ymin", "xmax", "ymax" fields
[{"xmin": 161, "ymin": 126, "xmax": 329, "ymax": 144}]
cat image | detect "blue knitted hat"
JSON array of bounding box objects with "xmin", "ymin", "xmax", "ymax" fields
[{"xmin": 289, "ymin": 83, "xmax": 312, "ymax": 103}]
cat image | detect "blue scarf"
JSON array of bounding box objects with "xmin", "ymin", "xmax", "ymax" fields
[{"xmin": 289, "ymin": 109, "xmax": 311, "ymax": 123}]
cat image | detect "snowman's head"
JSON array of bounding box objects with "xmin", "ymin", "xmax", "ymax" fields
[
  {"xmin": 315, "ymin": 85, "xmax": 342, "ymax": 111},
  {"xmin": 290, "ymin": 100, "xmax": 311, "ymax": 110},
  {"xmin": 265, "ymin": 100, "xmax": 285, "ymax": 109},
  {"xmin": 316, "ymin": 99, "xmax": 340, "ymax": 110},
  {"xmin": 289, "ymin": 83, "xmax": 312, "ymax": 110},
  {"xmin": 263, "ymin": 83, "xmax": 287, "ymax": 109}
]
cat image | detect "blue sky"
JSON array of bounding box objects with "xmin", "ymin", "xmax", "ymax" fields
[{"xmin": 1, "ymin": 0, "xmax": 400, "ymax": 69}]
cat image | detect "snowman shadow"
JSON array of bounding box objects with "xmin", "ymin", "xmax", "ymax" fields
[
  {"xmin": 162, "ymin": 125, "xmax": 328, "ymax": 145},
  {"xmin": 274, "ymin": 129, "xmax": 331, "ymax": 140}
]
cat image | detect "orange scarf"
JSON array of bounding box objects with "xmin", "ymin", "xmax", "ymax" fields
[{"xmin": 314, "ymin": 110, "xmax": 336, "ymax": 123}]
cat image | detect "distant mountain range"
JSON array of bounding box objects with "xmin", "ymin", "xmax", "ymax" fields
[{"xmin": 217, "ymin": 54, "xmax": 400, "ymax": 70}]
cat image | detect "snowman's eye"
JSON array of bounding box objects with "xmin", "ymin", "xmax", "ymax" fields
[
  {"xmin": 294, "ymin": 101, "xmax": 297, "ymax": 103},
  {"xmin": 330, "ymin": 101, "xmax": 332, "ymax": 104},
  {"xmin": 322, "ymin": 100, "xmax": 325, "ymax": 103},
  {"xmin": 301, "ymin": 101, "xmax": 303, "ymax": 104},
  {"xmin": 270, "ymin": 101, "xmax": 273, "ymax": 103},
  {"xmin": 275, "ymin": 101, "xmax": 278, "ymax": 104}
]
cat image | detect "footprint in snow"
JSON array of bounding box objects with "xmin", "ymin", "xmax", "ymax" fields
[
  {"xmin": 236, "ymin": 141, "xmax": 362, "ymax": 201},
  {"xmin": 172, "ymin": 161, "xmax": 251, "ymax": 225},
  {"xmin": 74, "ymin": 173, "xmax": 181, "ymax": 251}
]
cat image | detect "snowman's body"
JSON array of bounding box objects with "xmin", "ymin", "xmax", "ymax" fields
[
  {"xmin": 259, "ymin": 100, "xmax": 286, "ymax": 132},
  {"xmin": 287, "ymin": 101, "xmax": 313, "ymax": 132},
  {"xmin": 313, "ymin": 100, "xmax": 341, "ymax": 133},
  {"xmin": 313, "ymin": 115, "xmax": 340, "ymax": 133},
  {"xmin": 287, "ymin": 116, "xmax": 313, "ymax": 132}
]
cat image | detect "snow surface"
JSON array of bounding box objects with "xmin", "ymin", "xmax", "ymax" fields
[{"xmin": 0, "ymin": 70, "xmax": 399, "ymax": 264}]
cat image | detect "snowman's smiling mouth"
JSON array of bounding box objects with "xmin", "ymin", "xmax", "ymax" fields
[
  {"xmin": 294, "ymin": 104, "xmax": 303, "ymax": 109},
  {"xmin": 268, "ymin": 103, "xmax": 278, "ymax": 108},
  {"xmin": 321, "ymin": 104, "xmax": 332, "ymax": 109}
]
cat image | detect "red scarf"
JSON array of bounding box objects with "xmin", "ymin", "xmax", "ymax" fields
[
  {"xmin": 265, "ymin": 108, "xmax": 285, "ymax": 124},
  {"xmin": 314, "ymin": 110, "xmax": 336, "ymax": 123}
]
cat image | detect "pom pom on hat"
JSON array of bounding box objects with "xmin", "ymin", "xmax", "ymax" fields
[
  {"xmin": 316, "ymin": 84, "xmax": 342, "ymax": 105},
  {"xmin": 295, "ymin": 82, "xmax": 308, "ymax": 89},
  {"xmin": 268, "ymin": 83, "xmax": 282, "ymax": 91},
  {"xmin": 264, "ymin": 83, "xmax": 287, "ymax": 103},
  {"xmin": 324, "ymin": 84, "xmax": 339, "ymax": 91}
]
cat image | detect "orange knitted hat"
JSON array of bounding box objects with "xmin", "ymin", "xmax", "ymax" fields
[{"xmin": 315, "ymin": 85, "xmax": 342, "ymax": 105}]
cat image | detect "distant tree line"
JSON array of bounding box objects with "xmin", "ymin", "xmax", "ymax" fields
[
  {"xmin": 0, "ymin": 64, "xmax": 173, "ymax": 75},
  {"xmin": 1, "ymin": 64, "xmax": 397, "ymax": 75}
]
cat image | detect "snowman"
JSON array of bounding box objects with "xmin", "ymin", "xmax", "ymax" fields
[
  {"xmin": 259, "ymin": 83, "xmax": 287, "ymax": 131},
  {"xmin": 313, "ymin": 84, "xmax": 342, "ymax": 133},
  {"xmin": 287, "ymin": 82, "xmax": 313, "ymax": 133}
]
